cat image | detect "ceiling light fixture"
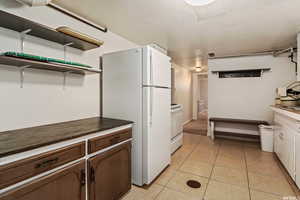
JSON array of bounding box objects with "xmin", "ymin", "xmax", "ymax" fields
[
  {"xmin": 184, "ymin": 0, "xmax": 216, "ymax": 6},
  {"xmin": 195, "ymin": 67, "xmax": 202, "ymax": 72}
]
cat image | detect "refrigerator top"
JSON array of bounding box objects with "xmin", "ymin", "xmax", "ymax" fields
[{"xmin": 103, "ymin": 45, "xmax": 171, "ymax": 60}]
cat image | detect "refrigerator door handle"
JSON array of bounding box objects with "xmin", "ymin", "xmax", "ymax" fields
[
  {"xmin": 150, "ymin": 50, "xmax": 153, "ymax": 85},
  {"xmin": 149, "ymin": 50, "xmax": 154, "ymax": 126},
  {"xmin": 150, "ymin": 87, "xmax": 153, "ymax": 126}
]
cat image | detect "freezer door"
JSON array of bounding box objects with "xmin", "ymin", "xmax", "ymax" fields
[
  {"xmin": 143, "ymin": 46, "xmax": 171, "ymax": 88},
  {"xmin": 143, "ymin": 87, "xmax": 171, "ymax": 184}
]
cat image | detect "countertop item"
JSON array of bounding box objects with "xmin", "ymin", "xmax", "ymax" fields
[
  {"xmin": 0, "ymin": 55, "xmax": 100, "ymax": 75},
  {"xmin": 279, "ymin": 96, "xmax": 299, "ymax": 107},
  {"xmin": 270, "ymin": 105, "xmax": 300, "ymax": 122},
  {"xmin": 56, "ymin": 26, "xmax": 104, "ymax": 47},
  {"xmin": 1, "ymin": 52, "xmax": 92, "ymax": 68},
  {"xmin": 271, "ymin": 105, "xmax": 300, "ymax": 114},
  {"xmin": 0, "ymin": 117, "xmax": 132, "ymax": 158}
]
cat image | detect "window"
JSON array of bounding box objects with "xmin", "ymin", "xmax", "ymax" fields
[{"xmin": 219, "ymin": 70, "xmax": 261, "ymax": 78}]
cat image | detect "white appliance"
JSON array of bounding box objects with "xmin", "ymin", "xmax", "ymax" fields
[
  {"xmin": 171, "ymin": 104, "xmax": 183, "ymax": 154},
  {"xmin": 103, "ymin": 46, "xmax": 171, "ymax": 186}
]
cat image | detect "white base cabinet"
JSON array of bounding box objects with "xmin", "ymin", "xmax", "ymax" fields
[{"xmin": 274, "ymin": 113, "xmax": 297, "ymax": 182}]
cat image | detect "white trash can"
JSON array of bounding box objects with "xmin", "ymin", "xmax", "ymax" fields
[{"xmin": 259, "ymin": 125, "xmax": 274, "ymax": 152}]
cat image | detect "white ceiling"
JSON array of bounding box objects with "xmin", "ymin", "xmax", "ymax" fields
[{"xmin": 53, "ymin": 0, "xmax": 300, "ymax": 67}]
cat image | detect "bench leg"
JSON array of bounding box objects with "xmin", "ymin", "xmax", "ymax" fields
[{"xmin": 210, "ymin": 122, "xmax": 215, "ymax": 140}]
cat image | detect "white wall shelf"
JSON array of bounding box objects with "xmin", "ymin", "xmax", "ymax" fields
[{"xmin": 0, "ymin": 55, "xmax": 101, "ymax": 88}]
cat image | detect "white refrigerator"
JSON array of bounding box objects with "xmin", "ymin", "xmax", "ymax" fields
[{"xmin": 102, "ymin": 46, "xmax": 171, "ymax": 186}]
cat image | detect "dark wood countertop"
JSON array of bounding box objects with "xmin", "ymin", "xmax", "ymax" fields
[{"xmin": 0, "ymin": 117, "xmax": 133, "ymax": 158}]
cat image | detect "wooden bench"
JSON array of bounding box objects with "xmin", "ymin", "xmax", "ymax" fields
[{"xmin": 209, "ymin": 117, "xmax": 269, "ymax": 141}]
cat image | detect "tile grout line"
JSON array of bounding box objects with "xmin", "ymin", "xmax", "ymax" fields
[
  {"xmin": 202, "ymin": 139, "xmax": 221, "ymax": 200},
  {"xmin": 243, "ymin": 144, "xmax": 252, "ymax": 200},
  {"xmin": 153, "ymin": 185, "xmax": 165, "ymax": 200},
  {"xmin": 163, "ymin": 138, "xmax": 218, "ymax": 199},
  {"xmin": 130, "ymin": 138, "xmax": 294, "ymax": 200},
  {"xmin": 158, "ymin": 138, "xmax": 295, "ymax": 200},
  {"xmin": 179, "ymin": 141, "xmax": 201, "ymax": 168},
  {"xmin": 156, "ymin": 140, "xmax": 201, "ymax": 198},
  {"xmin": 240, "ymin": 145, "xmax": 296, "ymax": 198},
  {"xmin": 207, "ymin": 141, "xmax": 252, "ymax": 199},
  {"xmin": 245, "ymin": 146, "xmax": 295, "ymax": 198}
]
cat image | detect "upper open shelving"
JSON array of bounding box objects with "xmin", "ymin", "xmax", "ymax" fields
[
  {"xmin": 0, "ymin": 10, "xmax": 100, "ymax": 51},
  {"xmin": 0, "ymin": 55, "xmax": 101, "ymax": 75}
]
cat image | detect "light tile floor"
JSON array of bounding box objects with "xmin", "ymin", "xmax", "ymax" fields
[{"xmin": 122, "ymin": 133, "xmax": 297, "ymax": 200}]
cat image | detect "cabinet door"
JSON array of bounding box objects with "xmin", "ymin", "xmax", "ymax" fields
[
  {"xmin": 274, "ymin": 123, "xmax": 283, "ymax": 160},
  {"xmin": 0, "ymin": 161, "xmax": 86, "ymax": 200},
  {"xmin": 88, "ymin": 141, "xmax": 131, "ymax": 200},
  {"xmin": 280, "ymin": 126, "xmax": 289, "ymax": 168},
  {"xmin": 285, "ymin": 126, "xmax": 296, "ymax": 180},
  {"xmin": 279, "ymin": 125, "xmax": 296, "ymax": 178},
  {"xmin": 295, "ymin": 133, "xmax": 300, "ymax": 188}
]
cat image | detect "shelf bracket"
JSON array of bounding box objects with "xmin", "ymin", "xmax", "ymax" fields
[
  {"xmin": 63, "ymin": 42, "xmax": 73, "ymax": 61},
  {"xmin": 20, "ymin": 29, "xmax": 32, "ymax": 53},
  {"xmin": 20, "ymin": 65, "xmax": 31, "ymax": 88},
  {"xmin": 63, "ymin": 71, "xmax": 71, "ymax": 90}
]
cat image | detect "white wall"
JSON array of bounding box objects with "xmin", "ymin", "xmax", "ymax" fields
[
  {"xmin": 298, "ymin": 33, "xmax": 300, "ymax": 81},
  {"xmin": 0, "ymin": 0, "xmax": 138, "ymax": 132},
  {"xmin": 172, "ymin": 64, "xmax": 193, "ymax": 124},
  {"xmin": 208, "ymin": 55, "xmax": 296, "ymax": 122}
]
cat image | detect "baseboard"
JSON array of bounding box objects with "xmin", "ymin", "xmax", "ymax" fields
[{"xmin": 183, "ymin": 119, "xmax": 192, "ymax": 125}]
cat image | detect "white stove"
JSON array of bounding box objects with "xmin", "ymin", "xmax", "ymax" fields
[{"xmin": 171, "ymin": 104, "xmax": 183, "ymax": 154}]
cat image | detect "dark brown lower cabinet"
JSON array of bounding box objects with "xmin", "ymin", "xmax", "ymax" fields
[
  {"xmin": 0, "ymin": 161, "xmax": 86, "ymax": 200},
  {"xmin": 88, "ymin": 141, "xmax": 131, "ymax": 200}
]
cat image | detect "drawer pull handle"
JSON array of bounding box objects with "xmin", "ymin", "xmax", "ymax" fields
[
  {"xmin": 35, "ymin": 157, "xmax": 59, "ymax": 169},
  {"xmin": 110, "ymin": 136, "xmax": 120, "ymax": 144}
]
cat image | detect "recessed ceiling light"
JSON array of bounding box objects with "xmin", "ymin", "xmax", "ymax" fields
[
  {"xmin": 195, "ymin": 67, "xmax": 202, "ymax": 72},
  {"xmin": 184, "ymin": 0, "xmax": 216, "ymax": 6}
]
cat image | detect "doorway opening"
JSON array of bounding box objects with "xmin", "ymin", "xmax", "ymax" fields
[{"xmin": 184, "ymin": 73, "xmax": 208, "ymax": 135}]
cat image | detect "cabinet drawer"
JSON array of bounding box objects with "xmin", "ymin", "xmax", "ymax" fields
[
  {"xmin": 88, "ymin": 128, "xmax": 132, "ymax": 154},
  {"xmin": 0, "ymin": 161, "xmax": 86, "ymax": 200},
  {"xmin": 0, "ymin": 142, "xmax": 85, "ymax": 189}
]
